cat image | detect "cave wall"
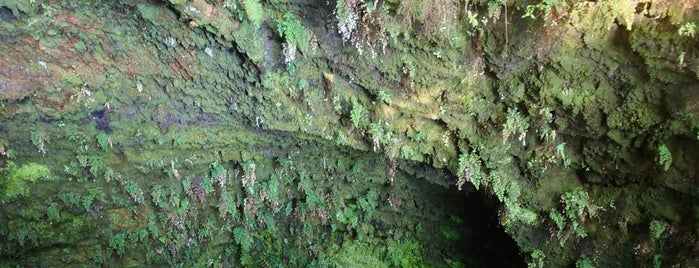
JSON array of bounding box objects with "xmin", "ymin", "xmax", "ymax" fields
[{"xmin": 1, "ymin": 0, "xmax": 698, "ymax": 266}]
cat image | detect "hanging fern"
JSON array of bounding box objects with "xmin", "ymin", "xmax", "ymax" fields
[{"xmin": 243, "ymin": 0, "xmax": 264, "ymax": 27}]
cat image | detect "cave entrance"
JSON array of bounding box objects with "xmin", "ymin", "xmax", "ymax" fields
[{"xmin": 387, "ymin": 160, "xmax": 525, "ymax": 267}]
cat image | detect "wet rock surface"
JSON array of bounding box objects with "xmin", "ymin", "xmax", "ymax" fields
[{"xmin": 0, "ymin": 0, "xmax": 698, "ymax": 266}]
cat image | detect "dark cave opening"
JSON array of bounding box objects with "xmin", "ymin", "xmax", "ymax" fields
[{"xmin": 396, "ymin": 161, "xmax": 525, "ymax": 267}]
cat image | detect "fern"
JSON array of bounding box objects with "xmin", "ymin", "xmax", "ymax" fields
[
  {"xmin": 276, "ymin": 13, "xmax": 309, "ymax": 52},
  {"xmin": 556, "ymin": 143, "xmax": 571, "ymax": 168},
  {"xmin": 576, "ymin": 257, "xmax": 595, "ymax": 268},
  {"xmin": 95, "ymin": 132, "xmax": 110, "ymax": 151},
  {"xmin": 219, "ymin": 190, "xmax": 239, "ymax": 220},
  {"xmin": 350, "ymin": 99, "xmax": 367, "ymax": 129},
  {"xmin": 243, "ymin": 0, "xmax": 263, "ymax": 27},
  {"xmin": 147, "ymin": 214, "xmax": 161, "ymax": 240},
  {"xmin": 358, "ymin": 189, "xmax": 378, "ymax": 219},
  {"xmin": 368, "ymin": 122, "xmax": 384, "ymax": 151},
  {"xmin": 678, "ymin": 22, "xmax": 696, "ymax": 38},
  {"xmin": 30, "ymin": 130, "xmax": 49, "ymax": 156},
  {"xmin": 201, "ymin": 175, "xmax": 214, "ymax": 195},
  {"xmin": 47, "ymin": 203, "xmax": 60, "ymax": 223},
  {"xmin": 503, "ymin": 108, "xmax": 529, "ymax": 146},
  {"xmin": 549, "ymin": 210, "xmax": 567, "ymax": 245},
  {"xmin": 82, "ymin": 192, "xmax": 96, "ymax": 212},
  {"xmin": 550, "ymin": 189, "xmax": 596, "ymax": 246},
  {"xmin": 266, "ymin": 178, "xmax": 279, "ymax": 207},
  {"xmin": 109, "ymin": 233, "xmax": 127, "ymax": 257},
  {"xmin": 457, "ymin": 150, "xmax": 483, "ymax": 190},
  {"xmin": 377, "ymin": 90, "xmax": 392, "ymax": 105},
  {"xmin": 335, "ymin": 0, "xmax": 358, "ymax": 42},
  {"xmin": 124, "ymin": 181, "xmax": 145, "ymax": 204},
  {"xmin": 529, "ymin": 249, "xmax": 546, "ymax": 268},
  {"xmin": 649, "ymin": 220, "xmax": 668, "ymax": 240},
  {"xmin": 233, "ymin": 226, "xmax": 251, "ymax": 251},
  {"xmin": 658, "ymin": 144, "xmax": 672, "ymax": 171},
  {"xmin": 336, "ymin": 205, "xmax": 360, "ymax": 228},
  {"xmin": 210, "ymin": 161, "xmax": 227, "ymax": 187},
  {"xmin": 522, "ymin": 0, "xmax": 565, "ymax": 21},
  {"xmin": 600, "ymin": 0, "xmax": 636, "ymax": 30}
]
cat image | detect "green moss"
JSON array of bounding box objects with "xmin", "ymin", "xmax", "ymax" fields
[
  {"xmin": 231, "ymin": 21, "xmax": 266, "ymax": 62},
  {"xmin": 441, "ymin": 227, "xmax": 461, "ymax": 241},
  {"xmin": 386, "ymin": 238, "xmax": 423, "ymax": 267},
  {"xmin": 0, "ymin": 0, "xmax": 697, "ymax": 266},
  {"xmin": 1, "ymin": 162, "xmax": 53, "ymax": 202},
  {"xmin": 330, "ymin": 240, "xmax": 389, "ymax": 268}
]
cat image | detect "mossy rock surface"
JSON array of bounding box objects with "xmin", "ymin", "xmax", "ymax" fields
[{"xmin": 0, "ymin": 0, "xmax": 698, "ymax": 267}]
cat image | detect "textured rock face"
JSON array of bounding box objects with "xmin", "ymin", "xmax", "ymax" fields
[{"xmin": 0, "ymin": 0, "xmax": 698, "ymax": 266}]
